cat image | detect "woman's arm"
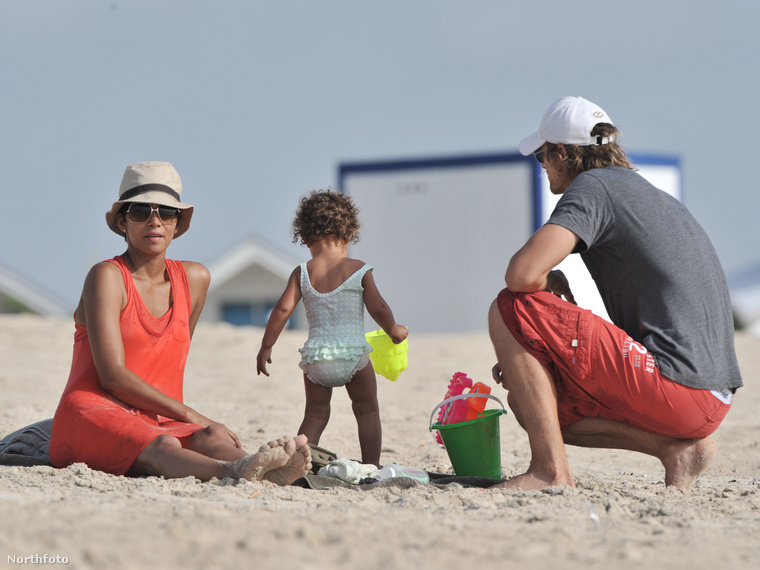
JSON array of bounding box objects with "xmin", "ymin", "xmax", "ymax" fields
[
  {"xmin": 362, "ymin": 269, "xmax": 408, "ymax": 344},
  {"xmin": 257, "ymin": 267, "xmax": 302, "ymax": 376},
  {"xmin": 182, "ymin": 261, "xmax": 211, "ymax": 338}
]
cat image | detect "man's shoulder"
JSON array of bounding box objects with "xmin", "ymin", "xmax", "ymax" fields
[
  {"xmin": 571, "ymin": 167, "xmax": 657, "ymax": 200},
  {"xmin": 578, "ymin": 166, "xmax": 639, "ymax": 184}
]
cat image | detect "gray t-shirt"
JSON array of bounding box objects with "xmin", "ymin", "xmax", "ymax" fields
[{"xmin": 548, "ymin": 166, "xmax": 742, "ymax": 392}]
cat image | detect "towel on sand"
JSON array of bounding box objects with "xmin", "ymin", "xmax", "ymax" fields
[
  {"xmin": 0, "ymin": 418, "xmax": 54, "ymax": 466},
  {"xmin": 293, "ymin": 471, "xmax": 505, "ymax": 490}
]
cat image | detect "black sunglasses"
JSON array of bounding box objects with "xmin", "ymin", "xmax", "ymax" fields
[
  {"xmin": 533, "ymin": 147, "xmax": 545, "ymax": 164},
  {"xmin": 126, "ymin": 203, "xmax": 180, "ymax": 224}
]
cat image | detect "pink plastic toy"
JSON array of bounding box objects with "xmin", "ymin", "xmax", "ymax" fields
[
  {"xmin": 433, "ymin": 372, "xmax": 492, "ymax": 444},
  {"xmin": 437, "ymin": 372, "xmax": 472, "ymax": 426}
]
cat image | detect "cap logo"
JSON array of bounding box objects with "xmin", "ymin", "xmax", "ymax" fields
[{"xmin": 593, "ymin": 111, "xmax": 604, "ymax": 118}]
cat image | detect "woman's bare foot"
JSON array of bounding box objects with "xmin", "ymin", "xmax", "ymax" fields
[
  {"xmin": 229, "ymin": 436, "xmax": 295, "ymax": 481},
  {"xmin": 663, "ymin": 436, "xmax": 716, "ymax": 491},
  {"xmin": 263, "ymin": 434, "xmax": 312, "ymax": 485}
]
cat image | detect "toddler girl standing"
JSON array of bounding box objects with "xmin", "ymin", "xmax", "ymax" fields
[{"xmin": 257, "ymin": 189, "xmax": 407, "ymax": 467}]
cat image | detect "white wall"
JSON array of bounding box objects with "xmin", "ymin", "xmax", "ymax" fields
[
  {"xmin": 344, "ymin": 157, "xmax": 533, "ymax": 332},
  {"xmin": 343, "ymin": 153, "xmax": 681, "ymax": 332}
]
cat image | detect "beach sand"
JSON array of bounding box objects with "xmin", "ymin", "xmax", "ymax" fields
[{"xmin": 1, "ymin": 314, "xmax": 758, "ymax": 569}]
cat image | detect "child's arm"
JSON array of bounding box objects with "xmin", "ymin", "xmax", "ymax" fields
[
  {"xmin": 256, "ymin": 267, "xmax": 303, "ymax": 376},
  {"xmin": 362, "ymin": 269, "xmax": 408, "ymax": 344}
]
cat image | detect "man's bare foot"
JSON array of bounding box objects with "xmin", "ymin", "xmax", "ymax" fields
[
  {"xmin": 263, "ymin": 434, "xmax": 312, "ymax": 486},
  {"xmin": 229, "ymin": 436, "xmax": 295, "ymax": 481},
  {"xmin": 492, "ymin": 470, "xmax": 575, "ymax": 491},
  {"xmin": 663, "ymin": 436, "xmax": 716, "ymax": 491}
]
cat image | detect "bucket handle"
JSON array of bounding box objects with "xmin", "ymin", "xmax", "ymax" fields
[{"xmin": 428, "ymin": 393, "xmax": 506, "ymax": 432}]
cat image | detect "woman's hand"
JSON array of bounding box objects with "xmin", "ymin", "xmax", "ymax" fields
[
  {"xmin": 186, "ymin": 410, "xmax": 243, "ymax": 449},
  {"xmin": 208, "ymin": 421, "xmax": 242, "ymax": 449}
]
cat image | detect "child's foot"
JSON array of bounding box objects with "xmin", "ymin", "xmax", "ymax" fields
[
  {"xmin": 230, "ymin": 436, "xmax": 295, "ymax": 482},
  {"xmin": 262, "ymin": 434, "xmax": 312, "ymax": 485}
]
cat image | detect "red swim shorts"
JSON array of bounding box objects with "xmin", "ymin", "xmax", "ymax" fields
[{"xmin": 496, "ymin": 288, "xmax": 730, "ymax": 439}]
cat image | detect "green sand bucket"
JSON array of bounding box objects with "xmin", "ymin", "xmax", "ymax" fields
[{"xmin": 429, "ymin": 393, "xmax": 507, "ymax": 478}]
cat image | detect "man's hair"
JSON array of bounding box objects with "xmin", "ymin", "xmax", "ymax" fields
[{"xmin": 546, "ymin": 123, "xmax": 635, "ymax": 181}]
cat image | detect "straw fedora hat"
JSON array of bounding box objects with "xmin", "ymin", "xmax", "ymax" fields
[{"xmin": 106, "ymin": 161, "xmax": 194, "ymax": 238}]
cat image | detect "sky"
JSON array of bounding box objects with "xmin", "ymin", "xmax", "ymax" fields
[{"xmin": 1, "ymin": 0, "xmax": 759, "ymax": 310}]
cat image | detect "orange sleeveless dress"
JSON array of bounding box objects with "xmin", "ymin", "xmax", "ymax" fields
[{"xmin": 49, "ymin": 256, "xmax": 203, "ymax": 475}]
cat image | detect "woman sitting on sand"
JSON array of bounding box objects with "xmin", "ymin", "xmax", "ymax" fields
[{"xmin": 49, "ymin": 161, "xmax": 311, "ymax": 484}]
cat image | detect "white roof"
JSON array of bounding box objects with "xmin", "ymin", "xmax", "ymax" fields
[
  {"xmin": 206, "ymin": 234, "xmax": 305, "ymax": 292},
  {"xmin": 0, "ymin": 261, "xmax": 71, "ymax": 316}
]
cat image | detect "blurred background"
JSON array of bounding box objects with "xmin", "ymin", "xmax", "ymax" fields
[{"xmin": 1, "ymin": 0, "xmax": 758, "ymax": 327}]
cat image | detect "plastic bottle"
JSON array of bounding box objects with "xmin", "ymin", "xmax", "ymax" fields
[{"xmin": 378, "ymin": 464, "xmax": 430, "ymax": 484}]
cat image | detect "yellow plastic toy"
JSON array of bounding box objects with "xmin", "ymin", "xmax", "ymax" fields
[{"xmin": 365, "ymin": 329, "xmax": 409, "ymax": 381}]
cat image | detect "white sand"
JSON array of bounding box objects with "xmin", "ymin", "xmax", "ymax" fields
[{"xmin": 1, "ymin": 314, "xmax": 758, "ymax": 569}]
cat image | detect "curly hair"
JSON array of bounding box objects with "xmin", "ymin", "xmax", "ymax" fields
[
  {"xmin": 546, "ymin": 123, "xmax": 635, "ymax": 181},
  {"xmin": 291, "ymin": 189, "xmax": 361, "ymax": 246}
]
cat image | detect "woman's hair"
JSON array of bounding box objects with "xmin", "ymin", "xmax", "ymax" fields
[
  {"xmin": 292, "ymin": 189, "xmax": 361, "ymax": 246},
  {"xmin": 546, "ymin": 123, "xmax": 635, "ymax": 181}
]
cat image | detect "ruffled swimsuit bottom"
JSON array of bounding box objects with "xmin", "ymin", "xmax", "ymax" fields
[{"xmin": 299, "ymin": 336, "xmax": 372, "ymax": 388}]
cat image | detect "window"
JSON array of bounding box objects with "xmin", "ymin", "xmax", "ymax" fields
[{"xmin": 221, "ymin": 302, "xmax": 289, "ymax": 328}]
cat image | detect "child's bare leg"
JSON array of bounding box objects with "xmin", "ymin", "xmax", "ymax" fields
[
  {"xmin": 345, "ymin": 363, "xmax": 381, "ymax": 467},
  {"xmin": 298, "ymin": 375, "xmax": 332, "ymax": 446}
]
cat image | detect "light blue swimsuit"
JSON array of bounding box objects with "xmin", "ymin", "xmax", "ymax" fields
[{"xmin": 298, "ymin": 262, "xmax": 374, "ymax": 388}]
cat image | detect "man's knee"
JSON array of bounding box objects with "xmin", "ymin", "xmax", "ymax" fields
[
  {"xmin": 489, "ymin": 294, "xmax": 518, "ymax": 348},
  {"xmin": 488, "ymin": 298, "xmax": 500, "ymax": 321},
  {"xmin": 488, "ymin": 298, "xmax": 505, "ymax": 337}
]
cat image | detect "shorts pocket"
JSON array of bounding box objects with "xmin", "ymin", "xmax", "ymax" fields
[{"xmin": 515, "ymin": 293, "xmax": 592, "ymax": 378}]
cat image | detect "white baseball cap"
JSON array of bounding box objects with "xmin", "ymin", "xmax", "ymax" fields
[{"xmin": 518, "ymin": 96, "xmax": 614, "ymax": 156}]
